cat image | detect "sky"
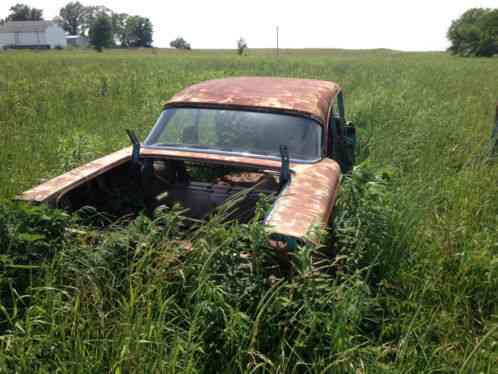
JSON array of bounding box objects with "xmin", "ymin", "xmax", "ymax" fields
[{"xmin": 1, "ymin": 0, "xmax": 497, "ymax": 50}]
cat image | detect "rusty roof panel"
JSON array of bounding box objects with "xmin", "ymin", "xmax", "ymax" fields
[
  {"xmin": 165, "ymin": 77, "xmax": 341, "ymax": 124},
  {"xmin": 265, "ymin": 158, "xmax": 341, "ymax": 243}
]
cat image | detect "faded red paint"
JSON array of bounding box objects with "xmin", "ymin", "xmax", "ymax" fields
[
  {"xmin": 141, "ymin": 147, "xmax": 283, "ymax": 169},
  {"xmin": 17, "ymin": 147, "xmax": 132, "ymax": 205},
  {"xmin": 17, "ymin": 147, "xmax": 281, "ymax": 204},
  {"xmin": 165, "ymin": 77, "xmax": 341, "ymax": 125},
  {"xmin": 19, "ymin": 76, "xmax": 345, "ymax": 246},
  {"xmin": 265, "ymin": 159, "xmax": 341, "ymax": 243},
  {"xmin": 18, "ymin": 147, "xmax": 341, "ymax": 245}
]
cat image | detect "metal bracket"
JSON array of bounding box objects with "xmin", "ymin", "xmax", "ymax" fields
[
  {"xmin": 279, "ymin": 145, "xmax": 290, "ymax": 188},
  {"xmin": 126, "ymin": 129, "xmax": 141, "ymax": 163}
]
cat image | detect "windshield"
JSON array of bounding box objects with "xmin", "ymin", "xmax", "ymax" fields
[{"xmin": 144, "ymin": 107, "xmax": 322, "ymax": 162}]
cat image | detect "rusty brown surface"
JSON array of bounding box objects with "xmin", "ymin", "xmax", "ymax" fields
[
  {"xmin": 18, "ymin": 146, "xmax": 342, "ymax": 245},
  {"xmin": 17, "ymin": 148, "xmax": 284, "ymax": 204},
  {"xmin": 217, "ymin": 172, "xmax": 278, "ymax": 189},
  {"xmin": 165, "ymin": 77, "xmax": 341, "ymax": 125},
  {"xmin": 17, "ymin": 147, "xmax": 133, "ymax": 204},
  {"xmin": 140, "ymin": 147, "xmax": 284, "ymax": 169},
  {"xmin": 265, "ymin": 158, "xmax": 341, "ymax": 244}
]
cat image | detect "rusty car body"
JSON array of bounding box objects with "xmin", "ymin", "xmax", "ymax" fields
[{"xmin": 18, "ymin": 77, "xmax": 356, "ymax": 248}]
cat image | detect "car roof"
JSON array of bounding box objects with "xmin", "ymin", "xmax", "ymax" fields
[{"xmin": 164, "ymin": 77, "xmax": 341, "ymax": 124}]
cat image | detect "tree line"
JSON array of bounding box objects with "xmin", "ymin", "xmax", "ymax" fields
[
  {"xmin": 448, "ymin": 8, "xmax": 497, "ymax": 57},
  {"xmin": 1, "ymin": 2, "xmax": 153, "ymax": 51}
]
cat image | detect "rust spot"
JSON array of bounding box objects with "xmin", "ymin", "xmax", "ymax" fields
[
  {"xmin": 17, "ymin": 147, "xmax": 283, "ymax": 204},
  {"xmin": 18, "ymin": 146, "xmax": 341, "ymax": 246},
  {"xmin": 218, "ymin": 172, "xmax": 278, "ymax": 189},
  {"xmin": 165, "ymin": 77, "xmax": 341, "ymax": 125},
  {"xmin": 17, "ymin": 147, "xmax": 133, "ymax": 204},
  {"xmin": 265, "ymin": 159, "xmax": 341, "ymax": 244}
]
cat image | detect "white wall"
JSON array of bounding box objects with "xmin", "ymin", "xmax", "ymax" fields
[
  {"xmin": 18, "ymin": 31, "xmax": 42, "ymax": 46},
  {"xmin": 0, "ymin": 24, "xmax": 66, "ymax": 49},
  {"xmin": 46, "ymin": 25, "xmax": 66, "ymax": 48},
  {"xmin": 0, "ymin": 33, "xmax": 15, "ymax": 48}
]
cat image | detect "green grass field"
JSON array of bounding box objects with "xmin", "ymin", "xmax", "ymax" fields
[{"xmin": 0, "ymin": 49, "xmax": 497, "ymax": 372}]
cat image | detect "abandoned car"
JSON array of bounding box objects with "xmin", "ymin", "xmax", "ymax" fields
[{"xmin": 18, "ymin": 77, "xmax": 356, "ymax": 248}]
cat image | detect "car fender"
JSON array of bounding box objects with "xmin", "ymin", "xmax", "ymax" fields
[{"xmin": 264, "ymin": 158, "xmax": 341, "ymax": 245}]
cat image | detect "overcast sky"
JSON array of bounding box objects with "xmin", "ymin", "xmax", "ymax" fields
[{"xmin": 1, "ymin": 1, "xmax": 497, "ymax": 50}]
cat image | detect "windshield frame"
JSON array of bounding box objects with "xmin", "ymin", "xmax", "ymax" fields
[{"xmin": 143, "ymin": 106, "xmax": 324, "ymax": 164}]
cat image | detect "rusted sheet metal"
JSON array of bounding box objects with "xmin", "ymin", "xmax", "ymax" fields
[
  {"xmin": 17, "ymin": 147, "xmax": 285, "ymax": 204},
  {"xmin": 218, "ymin": 172, "xmax": 279, "ymax": 189},
  {"xmin": 165, "ymin": 77, "xmax": 341, "ymax": 125},
  {"xmin": 17, "ymin": 147, "xmax": 133, "ymax": 204},
  {"xmin": 18, "ymin": 145, "xmax": 342, "ymax": 246},
  {"xmin": 140, "ymin": 147, "xmax": 284, "ymax": 169},
  {"xmin": 265, "ymin": 158, "xmax": 341, "ymax": 244}
]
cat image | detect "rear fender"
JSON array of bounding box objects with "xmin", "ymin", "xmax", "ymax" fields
[{"xmin": 264, "ymin": 158, "xmax": 341, "ymax": 246}]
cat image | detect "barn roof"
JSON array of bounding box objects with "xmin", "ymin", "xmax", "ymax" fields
[
  {"xmin": 0, "ymin": 21, "xmax": 55, "ymax": 33},
  {"xmin": 165, "ymin": 77, "xmax": 341, "ymax": 124}
]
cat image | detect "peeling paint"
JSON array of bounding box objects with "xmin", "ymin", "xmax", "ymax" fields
[
  {"xmin": 19, "ymin": 77, "xmax": 344, "ymax": 246},
  {"xmin": 265, "ymin": 159, "xmax": 341, "ymax": 244},
  {"xmin": 165, "ymin": 77, "xmax": 341, "ymax": 125},
  {"xmin": 18, "ymin": 147, "xmax": 341, "ymax": 245},
  {"xmin": 17, "ymin": 147, "xmax": 133, "ymax": 205}
]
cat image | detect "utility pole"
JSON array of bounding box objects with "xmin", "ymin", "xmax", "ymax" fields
[{"xmin": 276, "ymin": 26, "xmax": 279, "ymax": 56}]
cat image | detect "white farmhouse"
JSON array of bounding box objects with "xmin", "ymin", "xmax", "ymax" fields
[{"xmin": 0, "ymin": 21, "xmax": 67, "ymax": 49}]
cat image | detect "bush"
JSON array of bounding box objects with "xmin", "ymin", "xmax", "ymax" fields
[
  {"xmin": 170, "ymin": 37, "xmax": 191, "ymax": 50},
  {"xmin": 448, "ymin": 8, "xmax": 498, "ymax": 57}
]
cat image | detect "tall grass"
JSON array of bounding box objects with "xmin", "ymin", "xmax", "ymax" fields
[{"xmin": 0, "ymin": 49, "xmax": 497, "ymax": 372}]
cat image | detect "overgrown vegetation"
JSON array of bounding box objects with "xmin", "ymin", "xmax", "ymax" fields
[
  {"xmin": 170, "ymin": 37, "xmax": 191, "ymax": 50},
  {"xmin": 0, "ymin": 49, "xmax": 497, "ymax": 372},
  {"xmin": 3, "ymin": 3, "xmax": 44, "ymax": 22},
  {"xmin": 448, "ymin": 7, "xmax": 498, "ymax": 57}
]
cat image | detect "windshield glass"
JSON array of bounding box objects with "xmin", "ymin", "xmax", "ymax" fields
[{"xmin": 144, "ymin": 107, "xmax": 322, "ymax": 161}]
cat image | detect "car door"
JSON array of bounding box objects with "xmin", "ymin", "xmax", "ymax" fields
[{"xmin": 328, "ymin": 91, "xmax": 356, "ymax": 173}]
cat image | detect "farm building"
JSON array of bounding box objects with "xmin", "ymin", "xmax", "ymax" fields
[
  {"xmin": 0, "ymin": 21, "xmax": 67, "ymax": 49},
  {"xmin": 65, "ymin": 35, "xmax": 89, "ymax": 48}
]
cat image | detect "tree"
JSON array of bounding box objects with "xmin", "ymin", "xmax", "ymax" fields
[
  {"xmin": 89, "ymin": 13, "xmax": 113, "ymax": 52},
  {"xmin": 6, "ymin": 3, "xmax": 43, "ymax": 21},
  {"xmin": 170, "ymin": 37, "xmax": 191, "ymax": 50},
  {"xmin": 448, "ymin": 8, "xmax": 498, "ymax": 57},
  {"xmin": 52, "ymin": 3, "xmax": 153, "ymax": 48},
  {"xmin": 237, "ymin": 37, "xmax": 247, "ymax": 55},
  {"xmin": 123, "ymin": 16, "xmax": 153, "ymax": 47},
  {"xmin": 111, "ymin": 12, "xmax": 129, "ymax": 46},
  {"xmin": 56, "ymin": 2, "xmax": 87, "ymax": 35},
  {"xmin": 83, "ymin": 5, "xmax": 113, "ymax": 37}
]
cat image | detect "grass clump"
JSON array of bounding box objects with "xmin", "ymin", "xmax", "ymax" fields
[{"xmin": 0, "ymin": 165, "xmax": 408, "ymax": 373}]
